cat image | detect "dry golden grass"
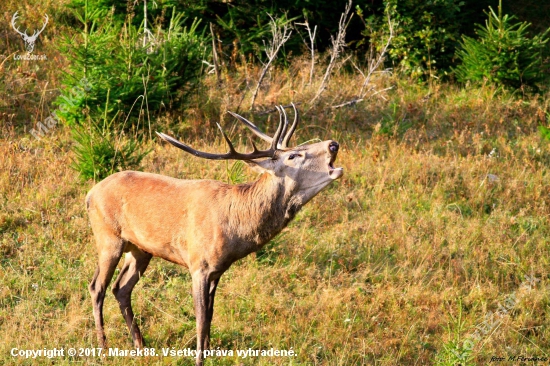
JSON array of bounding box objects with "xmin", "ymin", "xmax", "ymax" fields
[
  {"xmin": 2, "ymin": 106, "xmax": 550, "ymax": 365},
  {"xmin": 1, "ymin": 1, "xmax": 550, "ymax": 365}
]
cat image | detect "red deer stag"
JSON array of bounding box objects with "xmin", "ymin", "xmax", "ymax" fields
[{"xmin": 86, "ymin": 104, "xmax": 343, "ymax": 365}]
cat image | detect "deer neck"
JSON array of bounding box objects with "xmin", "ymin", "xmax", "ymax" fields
[{"xmin": 230, "ymin": 172, "xmax": 302, "ymax": 247}]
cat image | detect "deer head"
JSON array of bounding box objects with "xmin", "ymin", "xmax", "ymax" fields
[
  {"xmin": 156, "ymin": 104, "xmax": 343, "ymax": 206},
  {"xmin": 11, "ymin": 11, "xmax": 49, "ymax": 53}
]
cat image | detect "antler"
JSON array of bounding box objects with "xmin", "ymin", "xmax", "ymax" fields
[
  {"xmin": 157, "ymin": 104, "xmax": 300, "ymax": 160},
  {"xmin": 11, "ymin": 12, "xmax": 27, "ymax": 38},
  {"xmin": 226, "ymin": 103, "xmax": 299, "ymax": 149},
  {"xmin": 280, "ymin": 103, "xmax": 299, "ymax": 148}
]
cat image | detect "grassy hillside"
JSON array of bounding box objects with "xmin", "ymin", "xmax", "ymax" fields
[{"xmin": 1, "ymin": 1, "xmax": 550, "ymax": 365}]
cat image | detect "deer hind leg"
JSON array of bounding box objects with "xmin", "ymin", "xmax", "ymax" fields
[
  {"xmin": 111, "ymin": 243, "xmax": 152, "ymax": 348},
  {"xmin": 88, "ymin": 233, "xmax": 125, "ymax": 348}
]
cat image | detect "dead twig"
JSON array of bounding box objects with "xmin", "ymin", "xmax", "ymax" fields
[
  {"xmin": 332, "ymin": 6, "xmax": 394, "ymax": 109},
  {"xmin": 358, "ymin": 7, "xmax": 393, "ymax": 98},
  {"xmin": 309, "ymin": 0, "xmax": 353, "ymax": 106},
  {"xmin": 296, "ymin": 20, "xmax": 317, "ymax": 85},
  {"xmin": 250, "ymin": 14, "xmax": 292, "ymax": 110},
  {"xmin": 210, "ymin": 23, "xmax": 221, "ymax": 83},
  {"xmin": 331, "ymin": 87, "xmax": 393, "ymax": 109}
]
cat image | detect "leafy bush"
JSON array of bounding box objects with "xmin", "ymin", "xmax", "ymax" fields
[
  {"xmin": 66, "ymin": 0, "xmax": 374, "ymax": 68},
  {"xmin": 216, "ymin": 10, "xmax": 296, "ymax": 64},
  {"xmin": 71, "ymin": 119, "xmax": 151, "ymax": 181},
  {"xmin": 359, "ymin": 0, "xmax": 465, "ymax": 79},
  {"xmin": 454, "ymin": 1, "xmax": 550, "ymax": 92},
  {"xmin": 55, "ymin": 3, "xmax": 207, "ymax": 180},
  {"xmin": 56, "ymin": 6, "xmax": 207, "ymax": 128}
]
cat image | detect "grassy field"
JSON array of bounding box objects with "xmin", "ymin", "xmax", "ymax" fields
[{"xmin": 1, "ymin": 1, "xmax": 550, "ymax": 365}]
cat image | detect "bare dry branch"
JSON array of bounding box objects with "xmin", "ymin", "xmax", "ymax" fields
[
  {"xmin": 358, "ymin": 8, "xmax": 394, "ymax": 98},
  {"xmin": 309, "ymin": 0, "xmax": 353, "ymax": 105},
  {"xmin": 331, "ymin": 87, "xmax": 393, "ymax": 109},
  {"xmin": 332, "ymin": 6, "xmax": 394, "ymax": 109},
  {"xmin": 296, "ymin": 20, "xmax": 317, "ymax": 85},
  {"xmin": 250, "ymin": 14, "xmax": 293, "ymax": 110},
  {"xmin": 210, "ymin": 23, "xmax": 221, "ymax": 83}
]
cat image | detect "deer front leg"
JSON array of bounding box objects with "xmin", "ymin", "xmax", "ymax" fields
[
  {"xmin": 204, "ymin": 278, "xmax": 220, "ymax": 350},
  {"xmin": 192, "ymin": 271, "xmax": 210, "ymax": 366}
]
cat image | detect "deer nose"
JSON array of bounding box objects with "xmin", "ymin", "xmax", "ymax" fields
[{"xmin": 329, "ymin": 141, "xmax": 339, "ymax": 153}]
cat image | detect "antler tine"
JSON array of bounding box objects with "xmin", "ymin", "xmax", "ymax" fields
[
  {"xmin": 270, "ymin": 107, "xmax": 285, "ymax": 151},
  {"xmin": 215, "ymin": 123, "xmax": 238, "ymax": 154},
  {"xmin": 227, "ymin": 111, "xmax": 272, "ymax": 144},
  {"xmin": 280, "ymin": 102, "xmax": 299, "ymax": 148},
  {"xmin": 250, "ymin": 139, "xmax": 260, "ymax": 153},
  {"xmin": 275, "ymin": 105, "xmax": 289, "ymax": 149},
  {"xmin": 227, "ymin": 108, "xmax": 284, "ymax": 151}
]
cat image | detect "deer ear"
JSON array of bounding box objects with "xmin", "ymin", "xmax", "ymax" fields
[{"xmin": 244, "ymin": 159, "xmax": 273, "ymax": 174}]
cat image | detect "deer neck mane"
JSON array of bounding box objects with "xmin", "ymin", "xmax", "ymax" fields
[{"xmin": 228, "ymin": 172, "xmax": 302, "ymax": 246}]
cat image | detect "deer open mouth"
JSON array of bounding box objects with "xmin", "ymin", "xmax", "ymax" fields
[{"xmin": 328, "ymin": 159, "xmax": 343, "ymax": 179}]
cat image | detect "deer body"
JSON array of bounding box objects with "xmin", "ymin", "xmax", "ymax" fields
[
  {"xmin": 88, "ymin": 171, "xmax": 301, "ymax": 272},
  {"xmin": 86, "ymin": 106, "xmax": 342, "ymax": 365}
]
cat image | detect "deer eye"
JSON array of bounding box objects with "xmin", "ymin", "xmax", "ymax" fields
[{"xmin": 288, "ymin": 153, "xmax": 300, "ymax": 160}]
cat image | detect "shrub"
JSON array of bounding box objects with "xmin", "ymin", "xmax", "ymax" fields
[
  {"xmin": 55, "ymin": 4, "xmax": 207, "ymax": 180},
  {"xmin": 360, "ymin": 0, "xmax": 465, "ymax": 79},
  {"xmin": 71, "ymin": 119, "xmax": 151, "ymax": 181},
  {"xmin": 56, "ymin": 6, "xmax": 207, "ymax": 128},
  {"xmin": 66, "ymin": 0, "xmax": 373, "ymax": 68},
  {"xmin": 454, "ymin": 1, "xmax": 550, "ymax": 92}
]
